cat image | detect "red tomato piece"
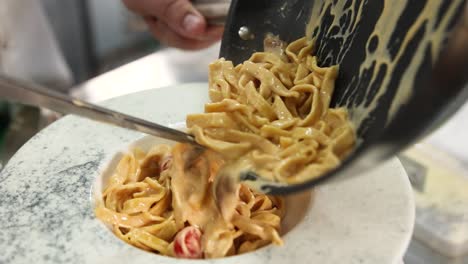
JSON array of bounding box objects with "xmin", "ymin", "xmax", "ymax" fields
[{"xmin": 174, "ymin": 226, "xmax": 202, "ymax": 259}]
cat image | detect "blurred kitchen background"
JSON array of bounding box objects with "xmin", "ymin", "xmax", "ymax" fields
[
  {"xmin": 0, "ymin": 0, "xmax": 155, "ymax": 163},
  {"xmin": 43, "ymin": 0, "xmax": 156, "ymax": 82},
  {"xmin": 0, "ymin": 1, "xmax": 467, "ymax": 264},
  {"xmin": 0, "ymin": 0, "xmax": 219, "ymax": 167}
]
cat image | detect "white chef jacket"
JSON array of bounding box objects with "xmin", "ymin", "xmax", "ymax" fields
[{"xmin": 0, "ymin": 0, "xmax": 72, "ymax": 91}]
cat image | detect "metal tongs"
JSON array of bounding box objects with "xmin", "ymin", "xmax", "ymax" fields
[{"xmin": 0, "ymin": 75, "xmax": 197, "ymax": 145}]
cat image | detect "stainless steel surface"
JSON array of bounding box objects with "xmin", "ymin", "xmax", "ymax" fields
[
  {"xmin": 40, "ymin": 0, "xmax": 156, "ymax": 83},
  {"xmin": 0, "ymin": 75, "xmax": 197, "ymax": 144},
  {"xmin": 71, "ymin": 43, "xmax": 220, "ymax": 102},
  {"xmin": 39, "ymin": 0, "xmax": 93, "ymax": 83},
  {"xmin": 193, "ymin": 0, "xmax": 230, "ymax": 25}
]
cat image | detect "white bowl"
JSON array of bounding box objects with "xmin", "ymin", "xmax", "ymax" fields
[{"xmin": 0, "ymin": 83, "xmax": 414, "ymax": 264}]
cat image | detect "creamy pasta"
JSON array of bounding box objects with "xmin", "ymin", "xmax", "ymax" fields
[
  {"xmin": 96, "ymin": 144, "xmax": 284, "ymax": 258},
  {"xmin": 188, "ymin": 36, "xmax": 355, "ymax": 184},
  {"xmin": 96, "ymin": 36, "xmax": 355, "ymax": 259}
]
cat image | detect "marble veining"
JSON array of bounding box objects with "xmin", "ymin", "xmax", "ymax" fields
[{"xmin": 0, "ymin": 84, "xmax": 414, "ymax": 264}]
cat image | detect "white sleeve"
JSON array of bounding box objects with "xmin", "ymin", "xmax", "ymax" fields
[{"xmin": 0, "ymin": 0, "xmax": 73, "ymax": 92}]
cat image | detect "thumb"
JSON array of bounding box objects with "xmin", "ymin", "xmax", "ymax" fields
[{"xmin": 161, "ymin": 0, "xmax": 207, "ymax": 39}]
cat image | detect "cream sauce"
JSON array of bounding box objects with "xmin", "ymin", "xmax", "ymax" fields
[
  {"xmin": 170, "ymin": 144, "xmax": 234, "ymax": 258},
  {"xmin": 306, "ymin": 0, "xmax": 464, "ymax": 132}
]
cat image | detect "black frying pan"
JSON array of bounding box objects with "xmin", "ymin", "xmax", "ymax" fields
[{"xmin": 219, "ymin": 0, "xmax": 468, "ymax": 194}]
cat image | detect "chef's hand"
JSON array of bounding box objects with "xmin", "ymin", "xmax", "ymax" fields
[{"xmin": 123, "ymin": 0, "xmax": 224, "ymax": 50}]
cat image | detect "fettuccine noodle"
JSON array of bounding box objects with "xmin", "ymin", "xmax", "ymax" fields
[
  {"xmin": 96, "ymin": 36, "xmax": 355, "ymax": 259},
  {"xmin": 188, "ymin": 36, "xmax": 355, "ymax": 184},
  {"xmin": 96, "ymin": 144, "xmax": 284, "ymax": 258}
]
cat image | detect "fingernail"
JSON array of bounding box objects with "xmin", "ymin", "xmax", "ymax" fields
[{"xmin": 183, "ymin": 13, "xmax": 203, "ymax": 33}]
